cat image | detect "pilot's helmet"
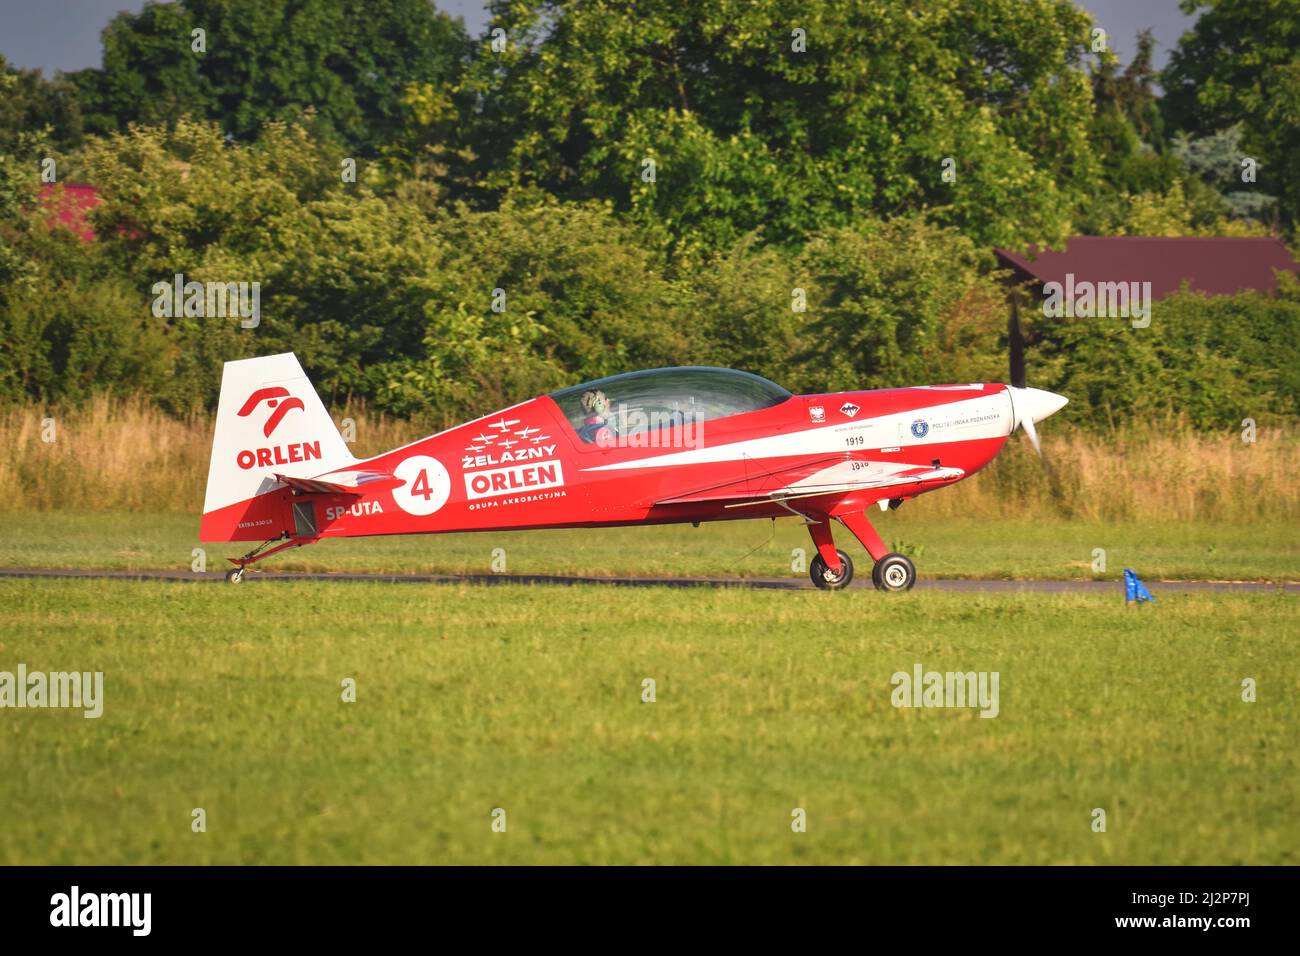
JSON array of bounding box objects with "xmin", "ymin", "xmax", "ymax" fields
[{"xmin": 580, "ymin": 389, "xmax": 609, "ymax": 416}]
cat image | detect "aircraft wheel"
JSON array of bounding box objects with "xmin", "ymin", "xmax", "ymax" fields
[
  {"xmin": 225, "ymin": 567, "xmax": 245, "ymax": 584},
  {"xmin": 810, "ymin": 549, "xmax": 854, "ymax": 590},
  {"xmin": 872, "ymin": 553, "xmax": 916, "ymax": 592}
]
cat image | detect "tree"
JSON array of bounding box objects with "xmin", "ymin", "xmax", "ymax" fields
[
  {"xmin": 1080, "ymin": 31, "xmax": 1188, "ymax": 231},
  {"xmin": 72, "ymin": 117, "xmax": 440, "ymax": 410},
  {"xmin": 66, "ymin": 1, "xmax": 214, "ymax": 137},
  {"xmin": 0, "ymin": 63, "xmax": 45, "ymax": 294},
  {"xmin": 1172, "ymin": 124, "xmax": 1277, "ymax": 224},
  {"xmin": 464, "ymin": 0, "xmax": 1101, "ymax": 252},
  {"xmin": 403, "ymin": 199, "xmax": 693, "ymax": 421},
  {"xmin": 1162, "ymin": 0, "xmax": 1300, "ymax": 231},
  {"xmin": 1093, "ymin": 30, "xmax": 1165, "ymax": 146},
  {"xmin": 70, "ymin": 0, "xmax": 470, "ymax": 156},
  {"xmin": 792, "ymin": 216, "xmax": 1003, "ymax": 392},
  {"xmin": 0, "ymin": 55, "xmax": 85, "ymax": 152}
]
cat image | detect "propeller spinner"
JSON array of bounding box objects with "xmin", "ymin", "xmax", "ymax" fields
[{"xmin": 1007, "ymin": 386, "xmax": 1069, "ymax": 454}]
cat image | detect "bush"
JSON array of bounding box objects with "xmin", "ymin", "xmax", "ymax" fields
[
  {"xmin": 794, "ymin": 217, "xmax": 1006, "ymax": 392},
  {"xmin": 1031, "ymin": 280, "xmax": 1300, "ymax": 429},
  {"xmin": 2, "ymin": 117, "xmax": 1294, "ymax": 436}
]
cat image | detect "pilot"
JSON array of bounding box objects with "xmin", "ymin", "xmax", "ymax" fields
[{"xmin": 577, "ymin": 389, "xmax": 616, "ymax": 446}]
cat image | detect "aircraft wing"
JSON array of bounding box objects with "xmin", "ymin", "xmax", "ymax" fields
[
  {"xmin": 273, "ymin": 469, "xmax": 399, "ymax": 497},
  {"xmin": 655, "ymin": 458, "xmax": 964, "ymax": 507}
]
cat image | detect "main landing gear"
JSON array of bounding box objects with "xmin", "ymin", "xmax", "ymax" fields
[{"xmin": 805, "ymin": 509, "xmax": 917, "ymax": 592}]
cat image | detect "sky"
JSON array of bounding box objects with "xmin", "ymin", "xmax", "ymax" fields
[{"xmin": 0, "ymin": 0, "xmax": 1196, "ymax": 76}]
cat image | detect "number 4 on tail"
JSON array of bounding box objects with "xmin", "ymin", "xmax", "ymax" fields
[{"xmin": 411, "ymin": 469, "xmax": 435, "ymax": 500}]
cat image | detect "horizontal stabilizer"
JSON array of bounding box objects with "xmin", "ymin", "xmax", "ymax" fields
[{"xmin": 273, "ymin": 469, "xmax": 399, "ymax": 497}]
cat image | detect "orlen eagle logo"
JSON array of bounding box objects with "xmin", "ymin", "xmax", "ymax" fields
[
  {"xmin": 234, "ymin": 386, "xmax": 321, "ymax": 470},
  {"xmin": 238, "ymin": 387, "xmax": 304, "ymax": 437}
]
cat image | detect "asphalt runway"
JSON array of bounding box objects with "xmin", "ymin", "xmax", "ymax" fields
[{"xmin": 0, "ymin": 567, "xmax": 1293, "ymax": 593}]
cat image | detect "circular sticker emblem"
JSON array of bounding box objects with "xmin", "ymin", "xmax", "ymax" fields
[
  {"xmin": 391, "ymin": 455, "xmax": 451, "ymax": 516},
  {"xmin": 910, "ymin": 419, "xmax": 929, "ymax": 439}
]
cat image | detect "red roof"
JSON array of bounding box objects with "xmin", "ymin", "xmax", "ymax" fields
[
  {"xmin": 995, "ymin": 236, "xmax": 1300, "ymax": 299},
  {"xmin": 37, "ymin": 183, "xmax": 102, "ymax": 242}
]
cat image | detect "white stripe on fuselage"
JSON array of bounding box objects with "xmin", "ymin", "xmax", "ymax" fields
[{"xmin": 581, "ymin": 391, "xmax": 1012, "ymax": 472}]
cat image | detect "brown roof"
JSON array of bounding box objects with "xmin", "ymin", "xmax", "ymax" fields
[{"xmin": 994, "ymin": 236, "xmax": 1300, "ymax": 299}]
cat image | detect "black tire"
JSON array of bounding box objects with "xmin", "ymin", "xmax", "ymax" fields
[
  {"xmin": 871, "ymin": 553, "xmax": 916, "ymax": 592},
  {"xmin": 225, "ymin": 568, "xmax": 245, "ymax": 584},
  {"xmin": 810, "ymin": 549, "xmax": 854, "ymax": 590}
]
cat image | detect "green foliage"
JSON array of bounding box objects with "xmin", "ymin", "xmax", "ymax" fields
[
  {"xmin": 66, "ymin": 1, "xmax": 216, "ymax": 138},
  {"xmin": 1172, "ymin": 124, "xmax": 1276, "ymax": 221},
  {"xmin": 4, "ymin": 114, "xmax": 1295, "ymax": 433},
  {"xmin": 1031, "ymin": 280, "xmax": 1300, "ymax": 428},
  {"xmin": 9, "ymin": 122, "xmax": 688, "ymax": 423},
  {"xmin": 16, "ymin": 278, "xmax": 172, "ymax": 403},
  {"xmin": 1093, "ymin": 31, "xmax": 1166, "ymax": 147},
  {"xmin": 689, "ymin": 234, "xmax": 806, "ymax": 387},
  {"xmin": 390, "ymin": 199, "xmax": 692, "ymax": 421},
  {"xmin": 794, "ymin": 217, "xmax": 1005, "ymax": 392},
  {"xmin": 0, "ymin": 65, "xmax": 45, "ymax": 293},
  {"xmin": 0, "ymin": 54, "xmax": 84, "ymax": 152},
  {"xmin": 466, "ymin": 0, "xmax": 1100, "ymax": 251},
  {"xmin": 1076, "ymin": 30, "xmax": 1254, "ymax": 236},
  {"xmin": 72, "ymin": 118, "xmax": 455, "ymax": 411},
  {"xmin": 78, "ymin": 119, "xmax": 344, "ymax": 280},
  {"xmin": 1163, "ymin": 0, "xmax": 1300, "ymax": 230},
  {"xmin": 2, "ymin": 5, "xmax": 1296, "ymax": 436},
  {"xmin": 1081, "ymin": 34, "xmax": 1189, "ymax": 233},
  {"xmin": 70, "ymin": 0, "xmax": 470, "ymax": 155}
]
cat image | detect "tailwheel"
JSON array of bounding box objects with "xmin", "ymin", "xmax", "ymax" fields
[
  {"xmin": 872, "ymin": 553, "xmax": 916, "ymax": 592},
  {"xmin": 222, "ymin": 533, "xmax": 316, "ymax": 583},
  {"xmin": 810, "ymin": 549, "xmax": 854, "ymax": 590}
]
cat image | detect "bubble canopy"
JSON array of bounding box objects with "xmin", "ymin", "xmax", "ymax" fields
[{"xmin": 550, "ymin": 366, "xmax": 792, "ymax": 437}]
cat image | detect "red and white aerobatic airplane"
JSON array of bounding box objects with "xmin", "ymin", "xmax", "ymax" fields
[{"xmin": 202, "ymin": 353, "xmax": 1066, "ymax": 590}]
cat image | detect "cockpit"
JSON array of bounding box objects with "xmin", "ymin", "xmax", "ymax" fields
[{"xmin": 550, "ymin": 366, "xmax": 792, "ymax": 445}]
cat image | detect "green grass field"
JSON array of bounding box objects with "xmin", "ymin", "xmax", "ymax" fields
[
  {"xmin": 2, "ymin": 510, "xmax": 1297, "ymax": 581},
  {"xmin": 1, "ymin": 578, "xmax": 1295, "ymax": 864}
]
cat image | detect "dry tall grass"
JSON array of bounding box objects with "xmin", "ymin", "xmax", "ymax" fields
[
  {"xmin": 921, "ymin": 421, "xmax": 1299, "ymax": 523},
  {"xmin": 1, "ymin": 397, "xmax": 1295, "ymax": 522},
  {"xmin": 0, "ymin": 396, "xmax": 413, "ymax": 514}
]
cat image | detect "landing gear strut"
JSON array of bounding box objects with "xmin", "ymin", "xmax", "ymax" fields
[
  {"xmin": 805, "ymin": 508, "xmax": 919, "ymax": 593},
  {"xmin": 223, "ymin": 532, "xmax": 318, "ymax": 583}
]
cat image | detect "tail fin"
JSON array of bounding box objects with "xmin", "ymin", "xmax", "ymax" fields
[{"xmin": 201, "ymin": 353, "xmax": 354, "ymax": 540}]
